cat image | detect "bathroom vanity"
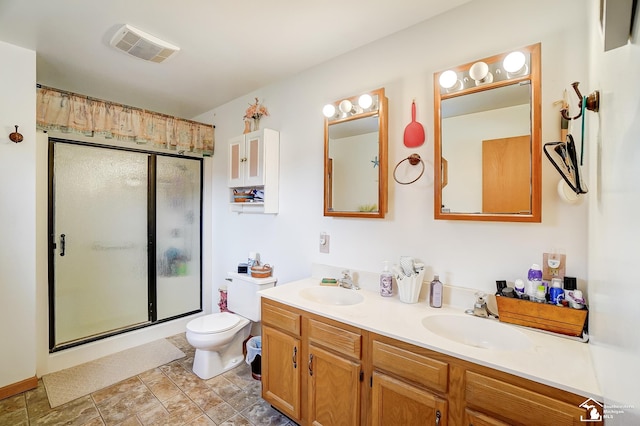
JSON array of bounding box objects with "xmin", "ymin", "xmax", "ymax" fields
[{"xmin": 259, "ymin": 279, "xmax": 602, "ymax": 425}]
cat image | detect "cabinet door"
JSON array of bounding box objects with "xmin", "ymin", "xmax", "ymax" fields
[
  {"xmin": 228, "ymin": 135, "xmax": 245, "ymax": 187},
  {"xmin": 262, "ymin": 326, "xmax": 301, "ymax": 421},
  {"xmin": 372, "ymin": 371, "xmax": 447, "ymax": 426},
  {"xmin": 308, "ymin": 344, "xmax": 361, "ymax": 426},
  {"xmin": 244, "ymin": 131, "xmax": 265, "ymax": 186}
]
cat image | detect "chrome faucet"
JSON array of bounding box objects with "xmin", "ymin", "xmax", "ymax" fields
[
  {"xmin": 338, "ymin": 270, "xmax": 359, "ymax": 290},
  {"xmin": 466, "ymin": 292, "xmax": 489, "ymax": 318}
]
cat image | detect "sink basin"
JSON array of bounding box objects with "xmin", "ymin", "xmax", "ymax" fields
[
  {"xmin": 299, "ymin": 286, "xmax": 364, "ymax": 306},
  {"xmin": 421, "ymin": 315, "xmax": 531, "ymax": 351}
]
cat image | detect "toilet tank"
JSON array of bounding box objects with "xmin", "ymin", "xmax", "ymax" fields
[{"xmin": 227, "ymin": 273, "xmax": 277, "ymax": 322}]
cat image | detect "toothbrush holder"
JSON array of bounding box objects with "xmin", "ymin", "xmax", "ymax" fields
[{"xmin": 397, "ymin": 270, "xmax": 425, "ymax": 304}]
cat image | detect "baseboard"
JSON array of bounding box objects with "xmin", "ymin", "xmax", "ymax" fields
[{"xmin": 0, "ymin": 376, "xmax": 38, "ymax": 400}]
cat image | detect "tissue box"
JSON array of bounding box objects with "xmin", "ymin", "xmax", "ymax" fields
[{"xmin": 496, "ymin": 296, "xmax": 587, "ymax": 336}]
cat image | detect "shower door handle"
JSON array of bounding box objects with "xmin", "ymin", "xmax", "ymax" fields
[{"xmin": 60, "ymin": 234, "xmax": 66, "ymax": 257}]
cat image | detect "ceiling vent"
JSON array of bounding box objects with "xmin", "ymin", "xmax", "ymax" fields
[{"xmin": 109, "ymin": 24, "xmax": 179, "ymax": 63}]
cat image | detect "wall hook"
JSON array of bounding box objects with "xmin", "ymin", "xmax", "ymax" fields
[
  {"xmin": 9, "ymin": 125, "xmax": 24, "ymax": 143},
  {"xmin": 560, "ymin": 82, "xmax": 600, "ymax": 121}
]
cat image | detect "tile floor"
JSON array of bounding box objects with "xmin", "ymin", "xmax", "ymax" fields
[{"xmin": 0, "ymin": 334, "xmax": 297, "ymax": 426}]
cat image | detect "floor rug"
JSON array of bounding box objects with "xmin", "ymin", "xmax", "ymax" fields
[{"xmin": 42, "ymin": 339, "xmax": 185, "ymax": 408}]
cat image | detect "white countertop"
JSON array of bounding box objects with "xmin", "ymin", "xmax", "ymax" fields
[{"xmin": 259, "ymin": 277, "xmax": 602, "ymax": 401}]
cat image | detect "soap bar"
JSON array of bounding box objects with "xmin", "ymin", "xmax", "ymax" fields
[{"xmin": 320, "ymin": 278, "xmax": 338, "ymax": 286}]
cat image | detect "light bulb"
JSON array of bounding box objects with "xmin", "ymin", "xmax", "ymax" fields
[
  {"xmin": 503, "ymin": 51, "xmax": 527, "ymax": 75},
  {"xmin": 439, "ymin": 70, "xmax": 459, "ymax": 89},
  {"xmin": 322, "ymin": 104, "xmax": 336, "ymax": 118},
  {"xmin": 469, "ymin": 61, "xmax": 490, "ymax": 81},
  {"xmin": 339, "ymin": 99, "xmax": 353, "ymax": 114},
  {"xmin": 358, "ymin": 94, "xmax": 373, "ymax": 109}
]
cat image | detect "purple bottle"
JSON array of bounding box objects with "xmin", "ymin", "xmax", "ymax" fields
[{"xmin": 527, "ymin": 264, "xmax": 543, "ymax": 297}]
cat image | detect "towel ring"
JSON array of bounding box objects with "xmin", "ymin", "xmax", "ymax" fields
[{"xmin": 393, "ymin": 153, "xmax": 425, "ymax": 185}]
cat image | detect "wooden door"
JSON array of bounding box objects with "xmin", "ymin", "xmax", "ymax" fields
[
  {"xmin": 482, "ymin": 135, "xmax": 530, "ymax": 213},
  {"xmin": 371, "ymin": 371, "xmax": 447, "ymax": 426},
  {"xmin": 308, "ymin": 344, "xmax": 361, "ymax": 426},
  {"xmin": 262, "ymin": 326, "xmax": 301, "ymax": 421}
]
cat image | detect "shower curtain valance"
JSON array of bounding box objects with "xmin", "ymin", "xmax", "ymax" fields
[{"xmin": 36, "ymin": 85, "xmax": 214, "ymax": 156}]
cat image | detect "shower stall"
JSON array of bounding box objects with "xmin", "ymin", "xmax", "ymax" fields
[{"xmin": 48, "ymin": 138, "xmax": 203, "ymax": 351}]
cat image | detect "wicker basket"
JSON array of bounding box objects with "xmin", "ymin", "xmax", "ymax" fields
[
  {"xmin": 496, "ymin": 295, "xmax": 587, "ymax": 336},
  {"xmin": 250, "ymin": 264, "xmax": 272, "ymax": 278}
]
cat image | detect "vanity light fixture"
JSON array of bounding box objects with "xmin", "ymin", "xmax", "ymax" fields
[
  {"xmin": 323, "ymin": 91, "xmax": 379, "ymax": 120},
  {"xmin": 438, "ymin": 49, "xmax": 531, "ymax": 93}
]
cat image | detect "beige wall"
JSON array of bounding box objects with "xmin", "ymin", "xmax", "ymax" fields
[
  {"xmin": 0, "ymin": 40, "xmax": 36, "ymax": 388},
  {"xmin": 587, "ymin": 1, "xmax": 640, "ymax": 423}
]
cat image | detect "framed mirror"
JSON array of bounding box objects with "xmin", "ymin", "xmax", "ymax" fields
[
  {"xmin": 434, "ymin": 43, "xmax": 541, "ymax": 222},
  {"xmin": 324, "ymin": 87, "xmax": 388, "ymax": 218}
]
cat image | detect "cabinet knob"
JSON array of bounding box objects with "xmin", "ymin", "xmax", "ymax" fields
[
  {"xmin": 435, "ymin": 410, "xmax": 441, "ymax": 425},
  {"xmin": 308, "ymin": 353, "xmax": 314, "ymax": 376}
]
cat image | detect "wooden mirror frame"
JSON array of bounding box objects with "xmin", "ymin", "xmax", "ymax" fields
[
  {"xmin": 434, "ymin": 43, "xmax": 541, "ymax": 222},
  {"xmin": 324, "ymin": 87, "xmax": 388, "ymax": 218}
]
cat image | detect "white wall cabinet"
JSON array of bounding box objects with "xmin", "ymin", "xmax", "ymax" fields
[{"xmin": 227, "ymin": 128, "xmax": 279, "ymax": 213}]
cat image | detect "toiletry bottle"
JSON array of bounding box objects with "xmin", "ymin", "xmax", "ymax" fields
[
  {"xmin": 380, "ymin": 261, "xmax": 393, "ymax": 297},
  {"xmin": 527, "ymin": 264, "xmax": 542, "ymax": 298},
  {"xmin": 514, "ymin": 279, "xmax": 525, "ymax": 297},
  {"xmin": 534, "ymin": 285, "xmax": 546, "ymax": 303},
  {"xmin": 429, "ymin": 275, "xmax": 443, "ymax": 308}
]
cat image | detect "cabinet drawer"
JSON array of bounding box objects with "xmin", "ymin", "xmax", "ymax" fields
[
  {"xmin": 465, "ymin": 371, "xmax": 589, "ymax": 425},
  {"xmin": 307, "ymin": 318, "xmax": 362, "ymax": 359},
  {"xmin": 261, "ymin": 301, "xmax": 301, "ymax": 336},
  {"xmin": 372, "ymin": 341, "xmax": 448, "ymax": 394}
]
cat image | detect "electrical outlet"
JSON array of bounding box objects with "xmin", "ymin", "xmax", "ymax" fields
[{"xmin": 319, "ymin": 233, "xmax": 330, "ymax": 253}]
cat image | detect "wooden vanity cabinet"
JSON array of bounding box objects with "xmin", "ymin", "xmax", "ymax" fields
[
  {"xmin": 370, "ymin": 334, "xmax": 599, "ymax": 426},
  {"xmin": 261, "ymin": 298, "xmax": 600, "ymax": 426},
  {"xmin": 261, "ymin": 300, "xmax": 302, "ymax": 422},
  {"xmin": 261, "ymin": 298, "xmax": 366, "ymax": 426}
]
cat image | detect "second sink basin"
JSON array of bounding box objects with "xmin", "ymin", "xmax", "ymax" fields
[
  {"xmin": 299, "ymin": 286, "xmax": 364, "ymax": 306},
  {"xmin": 421, "ymin": 314, "xmax": 531, "ymax": 351}
]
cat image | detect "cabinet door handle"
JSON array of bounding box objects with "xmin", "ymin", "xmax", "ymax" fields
[
  {"xmin": 308, "ymin": 353, "xmax": 313, "ymax": 376},
  {"xmin": 435, "ymin": 410, "xmax": 441, "ymax": 425},
  {"xmin": 292, "ymin": 346, "xmax": 297, "ymax": 368}
]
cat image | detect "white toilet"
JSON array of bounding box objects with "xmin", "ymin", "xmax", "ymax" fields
[{"xmin": 186, "ymin": 273, "xmax": 276, "ymax": 379}]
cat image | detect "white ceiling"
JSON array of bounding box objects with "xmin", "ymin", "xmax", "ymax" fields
[{"xmin": 0, "ymin": 0, "xmax": 468, "ymax": 119}]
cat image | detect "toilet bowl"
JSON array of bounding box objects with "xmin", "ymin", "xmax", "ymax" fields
[
  {"xmin": 186, "ymin": 312, "xmax": 251, "ymax": 379},
  {"xmin": 185, "ymin": 272, "xmax": 277, "ymax": 379}
]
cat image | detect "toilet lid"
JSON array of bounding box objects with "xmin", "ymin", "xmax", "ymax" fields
[{"xmin": 187, "ymin": 312, "xmax": 245, "ymax": 334}]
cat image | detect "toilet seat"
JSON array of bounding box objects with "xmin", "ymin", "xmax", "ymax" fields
[{"xmin": 187, "ymin": 312, "xmax": 246, "ymax": 334}]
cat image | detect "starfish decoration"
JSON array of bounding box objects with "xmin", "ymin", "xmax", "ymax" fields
[{"xmin": 371, "ymin": 156, "xmax": 379, "ymax": 168}]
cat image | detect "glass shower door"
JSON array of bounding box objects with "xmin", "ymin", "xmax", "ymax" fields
[
  {"xmin": 155, "ymin": 156, "xmax": 202, "ymax": 320},
  {"xmin": 52, "ymin": 143, "xmax": 150, "ymax": 348}
]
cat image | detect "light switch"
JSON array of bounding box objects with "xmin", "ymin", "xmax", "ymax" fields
[{"xmin": 320, "ymin": 233, "xmax": 330, "ymax": 253}]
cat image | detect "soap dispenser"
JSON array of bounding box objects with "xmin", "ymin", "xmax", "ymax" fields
[
  {"xmin": 380, "ymin": 261, "xmax": 393, "ymax": 297},
  {"xmin": 429, "ymin": 275, "xmax": 443, "ymax": 308}
]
